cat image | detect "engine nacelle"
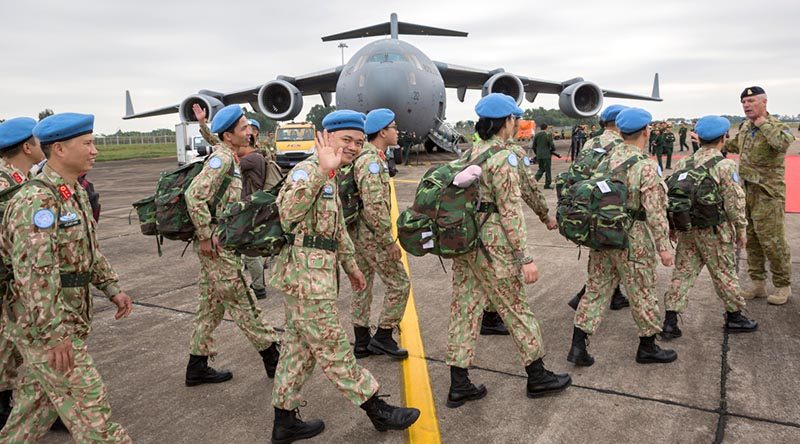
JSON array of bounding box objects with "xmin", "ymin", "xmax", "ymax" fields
[
  {"xmin": 258, "ymin": 80, "xmax": 303, "ymax": 121},
  {"xmin": 558, "ymin": 82, "xmax": 603, "ymax": 118},
  {"xmin": 178, "ymin": 94, "xmax": 224, "ymax": 123},
  {"xmin": 481, "ymin": 73, "xmax": 524, "ymax": 104}
]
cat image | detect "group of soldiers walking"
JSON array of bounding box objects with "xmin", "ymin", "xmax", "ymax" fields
[{"xmin": 0, "ymin": 84, "xmax": 794, "ymax": 443}]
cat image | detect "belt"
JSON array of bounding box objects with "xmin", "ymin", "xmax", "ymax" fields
[
  {"xmin": 284, "ymin": 233, "xmax": 338, "ymax": 252},
  {"xmin": 60, "ymin": 272, "xmax": 93, "ymax": 288},
  {"xmin": 628, "ymin": 209, "xmax": 647, "ymax": 221},
  {"xmin": 477, "ymin": 202, "xmax": 497, "ymax": 213}
]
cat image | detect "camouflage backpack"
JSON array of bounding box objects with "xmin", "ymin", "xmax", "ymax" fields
[
  {"xmin": 556, "ymin": 154, "xmax": 645, "ymax": 250},
  {"xmin": 215, "ymin": 177, "xmax": 287, "ymax": 257},
  {"xmin": 397, "ymin": 145, "xmax": 503, "ymax": 258},
  {"xmin": 555, "ymin": 137, "xmax": 614, "ymax": 199},
  {"xmin": 338, "ymin": 161, "xmax": 362, "ymax": 227},
  {"xmin": 665, "ymin": 155, "xmax": 726, "ymax": 231}
]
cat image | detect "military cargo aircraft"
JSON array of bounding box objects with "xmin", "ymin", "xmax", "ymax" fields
[{"xmin": 123, "ymin": 13, "xmax": 661, "ymax": 152}]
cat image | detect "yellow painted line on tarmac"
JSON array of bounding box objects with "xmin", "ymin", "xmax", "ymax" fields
[
  {"xmin": 389, "ymin": 179, "xmax": 441, "ymax": 444},
  {"xmin": 393, "ymin": 178, "xmax": 420, "ymax": 185}
]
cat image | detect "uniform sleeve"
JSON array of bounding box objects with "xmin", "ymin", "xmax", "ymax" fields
[
  {"xmin": 637, "ymin": 160, "xmax": 670, "ymax": 252},
  {"xmin": 717, "ymin": 160, "xmax": 747, "ymax": 234},
  {"xmin": 78, "ymin": 191, "xmax": 121, "ymax": 298},
  {"xmin": 759, "ymin": 121, "xmax": 795, "ymax": 152},
  {"xmin": 548, "ymin": 133, "xmax": 555, "ymax": 151},
  {"xmin": 355, "ymin": 156, "xmax": 394, "ymax": 247},
  {"xmin": 515, "ymin": 149, "xmax": 549, "ymax": 222},
  {"xmin": 724, "ymin": 129, "xmax": 743, "ymax": 154},
  {"xmin": 185, "ymin": 155, "xmax": 229, "ymax": 240},
  {"xmin": 335, "ymin": 203, "xmax": 358, "ymax": 275},
  {"xmin": 7, "ymin": 192, "xmax": 69, "ymax": 349},
  {"xmin": 276, "ymin": 164, "xmax": 327, "ymax": 227},
  {"xmin": 490, "ymin": 153, "xmax": 528, "ymax": 256},
  {"xmin": 199, "ymin": 121, "xmax": 221, "ymax": 146}
]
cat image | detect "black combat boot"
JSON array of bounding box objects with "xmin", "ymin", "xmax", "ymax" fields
[
  {"xmin": 636, "ymin": 335, "xmax": 678, "ymax": 364},
  {"xmin": 251, "ymin": 284, "xmax": 267, "ymax": 300},
  {"xmin": 724, "ymin": 311, "xmax": 758, "ymax": 333},
  {"xmin": 368, "ymin": 328, "xmax": 408, "ymax": 359},
  {"xmin": 566, "ymin": 327, "xmax": 595, "ymax": 367},
  {"xmin": 260, "ymin": 343, "xmax": 281, "ymax": 379},
  {"xmin": 660, "ymin": 310, "xmax": 682, "ymax": 340},
  {"xmin": 271, "ymin": 407, "xmax": 325, "ymax": 444},
  {"xmin": 480, "ymin": 310, "xmax": 510, "ymax": 336},
  {"xmin": 0, "ymin": 390, "xmax": 11, "ymax": 430},
  {"xmin": 609, "ymin": 285, "xmax": 630, "ymax": 310},
  {"xmin": 360, "ymin": 394, "xmax": 420, "ymax": 432},
  {"xmin": 446, "ymin": 366, "xmax": 487, "ymax": 408},
  {"xmin": 185, "ymin": 355, "xmax": 233, "ymax": 387},
  {"xmin": 567, "ymin": 285, "xmax": 586, "ymax": 311},
  {"xmin": 525, "ymin": 359, "xmax": 571, "ymax": 398},
  {"xmin": 354, "ymin": 326, "xmax": 374, "ymax": 359}
]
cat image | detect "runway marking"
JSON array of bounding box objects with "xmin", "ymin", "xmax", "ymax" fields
[
  {"xmin": 390, "ymin": 179, "xmax": 441, "ymax": 444},
  {"xmin": 393, "ymin": 178, "xmax": 421, "ymax": 185}
]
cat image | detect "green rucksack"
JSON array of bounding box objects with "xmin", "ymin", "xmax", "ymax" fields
[
  {"xmin": 555, "ymin": 141, "xmax": 611, "ymax": 199},
  {"xmin": 666, "ymin": 155, "xmax": 727, "ymax": 231},
  {"xmin": 557, "ymin": 154, "xmax": 645, "ymax": 250},
  {"xmin": 214, "ymin": 177, "xmax": 287, "ymax": 257},
  {"xmin": 397, "ymin": 145, "xmax": 503, "ymax": 258},
  {"xmin": 338, "ymin": 161, "xmax": 362, "ymax": 227}
]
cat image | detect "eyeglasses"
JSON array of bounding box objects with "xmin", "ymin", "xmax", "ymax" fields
[{"xmin": 387, "ymin": 124, "xmax": 398, "ymax": 130}]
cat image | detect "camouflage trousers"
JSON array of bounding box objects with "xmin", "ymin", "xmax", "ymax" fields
[
  {"xmin": 0, "ymin": 339, "xmax": 131, "ymax": 443},
  {"xmin": 190, "ymin": 247, "xmax": 279, "ymax": 356},
  {"xmin": 242, "ymin": 254, "xmax": 266, "ymax": 292},
  {"xmin": 0, "ymin": 326, "xmax": 22, "ymax": 391},
  {"xmin": 665, "ymin": 226, "xmax": 745, "ymax": 313},
  {"xmin": 446, "ymin": 252, "xmax": 544, "ymax": 368},
  {"xmin": 745, "ymin": 182, "xmax": 792, "ymax": 287},
  {"xmin": 574, "ymin": 225, "xmax": 662, "ymax": 337},
  {"xmin": 272, "ymin": 295, "xmax": 380, "ymax": 410},
  {"xmin": 350, "ymin": 230, "xmax": 411, "ymax": 330}
]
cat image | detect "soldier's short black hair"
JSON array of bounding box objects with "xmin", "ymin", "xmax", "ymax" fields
[
  {"xmin": 699, "ymin": 135, "xmax": 725, "ymax": 145},
  {"xmin": 620, "ymin": 128, "xmax": 646, "ymax": 140},
  {"xmin": 367, "ymin": 131, "xmax": 380, "ymax": 142},
  {"xmin": 0, "ymin": 136, "xmax": 35, "ymax": 159},
  {"xmin": 41, "ymin": 142, "xmax": 54, "ymax": 159},
  {"xmin": 540, "ymin": 123, "xmax": 548, "ymax": 130},
  {"xmin": 475, "ymin": 117, "xmax": 508, "ymax": 141}
]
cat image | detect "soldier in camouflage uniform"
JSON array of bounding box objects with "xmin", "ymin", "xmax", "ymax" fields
[
  {"xmin": 568, "ymin": 107, "xmax": 678, "ymax": 367},
  {"xmin": 269, "ymin": 110, "xmax": 419, "ymax": 443},
  {"xmin": 347, "ymin": 108, "xmax": 411, "ymax": 360},
  {"xmin": 445, "ymin": 94, "xmax": 570, "ymax": 409},
  {"xmin": 661, "ymin": 116, "xmax": 758, "ymax": 339},
  {"xmin": 0, "ymin": 113, "xmax": 134, "ymax": 442},
  {"xmin": 724, "ymin": 87, "xmax": 795, "ymax": 305},
  {"xmin": 183, "ymin": 105, "xmax": 280, "ymax": 387},
  {"xmin": 678, "ymin": 123, "xmax": 689, "ymax": 151}
]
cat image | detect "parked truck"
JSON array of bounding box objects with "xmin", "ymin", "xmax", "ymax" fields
[
  {"xmin": 275, "ymin": 122, "xmax": 316, "ymax": 170},
  {"xmin": 175, "ymin": 122, "xmax": 212, "ymax": 165}
]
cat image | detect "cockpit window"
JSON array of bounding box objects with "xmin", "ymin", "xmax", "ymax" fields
[{"xmin": 368, "ymin": 52, "xmax": 405, "ymax": 63}]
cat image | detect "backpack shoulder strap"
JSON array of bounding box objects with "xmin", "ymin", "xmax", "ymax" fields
[
  {"xmin": 0, "ymin": 169, "xmax": 16, "ymax": 185},
  {"xmin": 701, "ymin": 154, "xmax": 724, "ymax": 170},
  {"xmin": 468, "ymin": 144, "xmax": 506, "ymax": 167},
  {"xmin": 609, "ymin": 153, "xmax": 646, "ymax": 176}
]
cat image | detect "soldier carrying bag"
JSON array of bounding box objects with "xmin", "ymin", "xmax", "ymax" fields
[
  {"xmin": 555, "ymin": 141, "xmax": 610, "ymax": 199},
  {"xmin": 666, "ymin": 155, "xmax": 727, "ymax": 231},
  {"xmin": 556, "ymin": 154, "xmax": 645, "ymax": 251},
  {"xmin": 396, "ymin": 145, "xmax": 503, "ymax": 258}
]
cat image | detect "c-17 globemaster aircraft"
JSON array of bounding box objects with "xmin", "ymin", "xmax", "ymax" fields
[{"xmin": 123, "ymin": 13, "xmax": 661, "ymax": 152}]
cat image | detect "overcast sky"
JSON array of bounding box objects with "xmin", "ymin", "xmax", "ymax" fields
[{"xmin": 1, "ymin": 0, "xmax": 798, "ymax": 134}]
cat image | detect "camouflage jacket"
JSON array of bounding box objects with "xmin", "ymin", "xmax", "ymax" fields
[
  {"xmin": 576, "ymin": 129, "xmax": 623, "ymax": 164},
  {"xmin": 0, "ymin": 157, "xmax": 29, "ymax": 191},
  {"xmin": 508, "ymin": 143, "xmax": 549, "ymax": 222},
  {"xmin": 0, "ymin": 165, "xmax": 121, "ymax": 359},
  {"xmin": 270, "ymin": 156, "xmax": 357, "ymax": 300},
  {"xmin": 724, "ymin": 115, "xmax": 795, "ymax": 200},
  {"xmin": 199, "ymin": 120, "xmax": 221, "ymax": 146},
  {"xmin": 673, "ymin": 147, "xmax": 746, "ymax": 237},
  {"xmin": 602, "ymin": 143, "xmax": 670, "ymax": 252},
  {"xmin": 349, "ymin": 142, "xmax": 394, "ymax": 247},
  {"xmin": 185, "ymin": 145, "xmax": 242, "ymax": 240},
  {"xmin": 531, "ymin": 131, "xmax": 555, "ymax": 160},
  {"xmin": 471, "ymin": 137, "xmax": 530, "ymax": 263}
]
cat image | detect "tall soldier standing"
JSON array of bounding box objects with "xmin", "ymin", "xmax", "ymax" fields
[
  {"xmin": 532, "ymin": 123, "xmax": 555, "ymax": 189},
  {"xmin": 346, "ymin": 108, "xmax": 411, "ymax": 360},
  {"xmin": 269, "ymin": 110, "xmax": 419, "ymax": 443},
  {"xmin": 183, "ymin": 105, "xmax": 280, "ymax": 386},
  {"xmin": 445, "ymin": 94, "xmax": 570, "ymax": 409},
  {"xmin": 0, "ymin": 113, "xmax": 134, "ymax": 441},
  {"xmin": 724, "ymin": 86, "xmax": 795, "ymax": 305},
  {"xmin": 678, "ymin": 123, "xmax": 689, "ymax": 152}
]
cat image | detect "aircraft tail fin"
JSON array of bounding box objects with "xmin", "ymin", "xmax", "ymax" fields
[
  {"xmin": 651, "ymin": 73, "xmax": 661, "ymax": 100},
  {"xmin": 125, "ymin": 90, "xmax": 135, "ymax": 117},
  {"xmin": 321, "ymin": 13, "xmax": 467, "ymax": 41}
]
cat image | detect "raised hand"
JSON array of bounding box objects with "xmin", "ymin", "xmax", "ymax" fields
[
  {"xmin": 316, "ymin": 130, "xmax": 343, "ymax": 171},
  {"xmin": 192, "ymin": 104, "xmax": 208, "ymax": 124}
]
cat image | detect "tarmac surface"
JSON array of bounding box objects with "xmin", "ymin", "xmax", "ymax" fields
[{"xmin": 37, "ymin": 139, "xmax": 800, "ymax": 444}]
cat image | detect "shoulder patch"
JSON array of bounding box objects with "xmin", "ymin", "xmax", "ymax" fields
[
  {"xmin": 368, "ymin": 162, "xmax": 381, "ymax": 174},
  {"xmin": 523, "ymin": 156, "xmax": 531, "ymax": 167},
  {"xmin": 208, "ymin": 156, "xmax": 223, "ymax": 169},
  {"xmin": 732, "ymin": 171, "xmax": 739, "ymax": 183},
  {"xmin": 33, "ymin": 209, "xmax": 55, "ymax": 229},
  {"xmin": 291, "ymin": 169, "xmax": 310, "ymax": 182},
  {"xmin": 507, "ymin": 153, "xmax": 518, "ymax": 167}
]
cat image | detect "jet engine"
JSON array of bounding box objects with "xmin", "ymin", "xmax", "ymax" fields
[
  {"xmin": 481, "ymin": 73, "xmax": 524, "ymax": 104},
  {"xmin": 258, "ymin": 80, "xmax": 303, "ymax": 121},
  {"xmin": 178, "ymin": 94, "xmax": 224, "ymax": 123},
  {"xmin": 558, "ymin": 81, "xmax": 603, "ymax": 118}
]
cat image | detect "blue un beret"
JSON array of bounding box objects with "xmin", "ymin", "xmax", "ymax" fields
[
  {"xmin": 615, "ymin": 108, "xmax": 652, "ymax": 134},
  {"xmin": 322, "ymin": 110, "xmax": 366, "ymax": 133},
  {"xmin": 475, "ymin": 93, "xmax": 523, "ymax": 119},
  {"xmin": 600, "ymin": 105, "xmax": 628, "ymax": 123},
  {"xmin": 211, "ymin": 105, "xmax": 244, "ymax": 133},
  {"xmin": 0, "ymin": 117, "xmax": 37, "ymax": 151},
  {"xmin": 247, "ymin": 119, "xmax": 261, "ymax": 131},
  {"xmin": 695, "ymin": 115, "xmax": 730, "ymax": 141},
  {"xmin": 365, "ymin": 108, "xmax": 396, "ymax": 135},
  {"xmin": 33, "ymin": 113, "xmax": 94, "ymax": 144}
]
